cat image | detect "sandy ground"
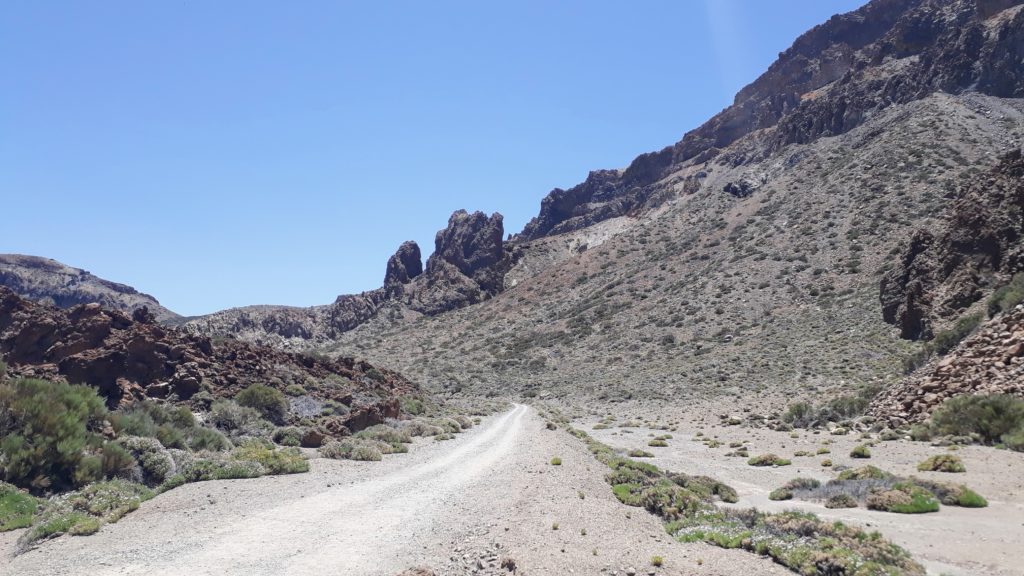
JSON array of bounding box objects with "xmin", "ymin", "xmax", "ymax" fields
[
  {"xmin": 584, "ymin": 412, "xmax": 1024, "ymax": 576},
  {"xmin": 2, "ymin": 404, "xmax": 791, "ymax": 576}
]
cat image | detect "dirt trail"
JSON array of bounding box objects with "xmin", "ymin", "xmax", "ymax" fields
[{"xmin": 3, "ymin": 404, "xmax": 790, "ymax": 576}]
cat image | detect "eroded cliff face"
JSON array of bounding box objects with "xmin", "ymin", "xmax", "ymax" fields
[
  {"xmin": 881, "ymin": 149, "xmax": 1024, "ymax": 339},
  {"xmin": 520, "ymin": 0, "xmax": 1024, "ymax": 242}
]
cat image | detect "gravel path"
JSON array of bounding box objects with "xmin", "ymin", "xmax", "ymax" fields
[{"xmin": 3, "ymin": 404, "xmax": 788, "ymax": 576}]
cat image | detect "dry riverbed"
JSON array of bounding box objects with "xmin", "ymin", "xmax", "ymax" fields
[{"xmin": 581, "ymin": 409, "xmax": 1024, "ymax": 576}]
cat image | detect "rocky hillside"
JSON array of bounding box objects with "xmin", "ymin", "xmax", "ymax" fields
[
  {"xmin": 881, "ymin": 149, "xmax": 1024, "ymax": 339},
  {"xmin": 0, "ymin": 287, "xmax": 416, "ymax": 434},
  {"xmin": 870, "ymin": 303, "xmax": 1024, "ymax": 425},
  {"xmin": 4, "ymin": 0, "xmax": 1022, "ymax": 410},
  {"xmin": 0, "ymin": 254, "xmax": 179, "ymax": 323},
  {"xmin": 318, "ymin": 0, "xmax": 1024, "ymax": 402}
]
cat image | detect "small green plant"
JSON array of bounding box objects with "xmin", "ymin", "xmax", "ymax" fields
[
  {"xmin": 550, "ymin": 457, "xmax": 562, "ymax": 466},
  {"xmin": 825, "ymin": 494, "xmax": 858, "ymax": 509},
  {"xmin": 917, "ymin": 454, "xmax": 966, "ymax": 473},
  {"xmin": 0, "ymin": 482, "xmax": 41, "ymax": 531},
  {"xmin": 867, "ymin": 484, "xmax": 939, "ymax": 514},
  {"xmin": 552, "ymin": 522, "xmax": 559, "ymax": 530},
  {"xmin": 747, "ymin": 454, "xmax": 791, "ymax": 467},
  {"xmin": 651, "ymin": 555, "xmax": 664, "ymax": 567},
  {"xmin": 628, "ymin": 449, "xmax": 654, "ymax": 458},
  {"xmin": 987, "ymin": 272, "xmax": 1024, "ymax": 317},
  {"xmin": 648, "ymin": 438, "xmax": 668, "ymax": 447},
  {"xmin": 234, "ymin": 384, "xmax": 288, "ymax": 424},
  {"xmin": 850, "ymin": 444, "xmax": 872, "ymax": 458}
]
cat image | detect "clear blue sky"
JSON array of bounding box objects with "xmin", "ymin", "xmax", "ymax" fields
[{"xmin": 1, "ymin": 1, "xmax": 865, "ymax": 316}]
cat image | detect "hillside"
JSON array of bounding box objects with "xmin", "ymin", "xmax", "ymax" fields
[{"xmin": 0, "ymin": 254, "xmax": 180, "ymax": 323}]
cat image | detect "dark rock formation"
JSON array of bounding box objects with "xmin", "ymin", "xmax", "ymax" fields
[
  {"xmin": 0, "ymin": 287, "xmax": 415, "ymax": 433},
  {"xmin": 881, "ymin": 149, "xmax": 1024, "ymax": 339},
  {"xmin": 520, "ymin": 0, "xmax": 1024, "ymax": 242},
  {"xmin": 384, "ymin": 241, "xmax": 423, "ymax": 296},
  {"xmin": 405, "ymin": 210, "xmax": 515, "ymax": 315},
  {"xmin": 0, "ymin": 254, "xmax": 179, "ymax": 323}
]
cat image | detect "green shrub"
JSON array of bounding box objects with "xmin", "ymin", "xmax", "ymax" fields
[
  {"xmin": 924, "ymin": 395, "xmax": 1024, "ymax": 449},
  {"xmin": 628, "ymin": 449, "xmax": 654, "ymax": 458},
  {"xmin": 825, "ymin": 494, "xmax": 858, "ymax": 508},
  {"xmin": 867, "ymin": 484, "xmax": 939, "ymax": 514},
  {"xmin": 0, "ymin": 482, "xmax": 41, "ymax": 531},
  {"xmin": 272, "ymin": 426, "xmax": 303, "ymax": 447},
  {"xmin": 116, "ymin": 436, "xmax": 176, "ymax": 486},
  {"xmin": 550, "ymin": 457, "xmax": 562, "ymax": 466},
  {"xmin": 188, "ymin": 427, "xmax": 231, "ymax": 452},
  {"xmin": 0, "ymin": 378, "xmax": 108, "ymax": 492},
  {"xmin": 837, "ymin": 466, "xmax": 892, "ymax": 481},
  {"xmin": 319, "ymin": 440, "xmax": 382, "ymax": 461},
  {"xmin": 232, "ymin": 440, "xmax": 308, "ymax": 474},
  {"xmin": 850, "ymin": 444, "xmax": 872, "ymax": 458},
  {"xmin": 917, "ymin": 454, "xmax": 966, "ymax": 473},
  {"xmin": 209, "ymin": 399, "xmax": 272, "ymax": 437},
  {"xmin": 987, "ymin": 272, "xmax": 1024, "ymax": 317},
  {"xmin": 747, "ymin": 454, "xmax": 790, "ymax": 467},
  {"xmin": 284, "ymin": 384, "xmax": 306, "ymax": 396},
  {"xmin": 18, "ymin": 480, "xmax": 152, "ymax": 548},
  {"xmin": 768, "ymin": 488, "xmax": 793, "ymax": 501},
  {"xmin": 235, "ymin": 384, "xmax": 288, "ymax": 424}
]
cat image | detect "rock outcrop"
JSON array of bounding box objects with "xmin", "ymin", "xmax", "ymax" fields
[
  {"xmin": 404, "ymin": 211, "xmax": 514, "ymax": 314},
  {"xmin": 0, "ymin": 254, "xmax": 179, "ymax": 323},
  {"xmin": 384, "ymin": 241, "xmax": 423, "ymax": 297},
  {"xmin": 521, "ymin": 0, "xmax": 1024, "ymax": 241},
  {"xmin": 870, "ymin": 304, "xmax": 1024, "ymax": 425},
  {"xmin": 880, "ymin": 149, "xmax": 1024, "ymax": 339},
  {"xmin": 0, "ymin": 287, "xmax": 415, "ymax": 433}
]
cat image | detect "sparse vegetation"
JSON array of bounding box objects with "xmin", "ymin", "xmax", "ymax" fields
[
  {"xmin": 917, "ymin": 454, "xmax": 966, "ymax": 473},
  {"xmin": 912, "ymin": 395, "xmax": 1024, "ymax": 451},
  {"xmin": 550, "ymin": 457, "xmax": 562, "ymax": 466},
  {"xmin": 747, "ymin": 454, "xmax": 790, "ymax": 467},
  {"xmin": 850, "ymin": 444, "xmax": 872, "ymax": 458}
]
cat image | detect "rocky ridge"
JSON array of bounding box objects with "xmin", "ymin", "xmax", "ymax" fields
[
  {"xmin": 0, "ymin": 287, "xmax": 414, "ymax": 434},
  {"xmin": 870, "ymin": 303, "xmax": 1024, "ymax": 424},
  {"xmin": 520, "ymin": 0, "xmax": 1024, "ymax": 242},
  {"xmin": 0, "ymin": 254, "xmax": 179, "ymax": 323}
]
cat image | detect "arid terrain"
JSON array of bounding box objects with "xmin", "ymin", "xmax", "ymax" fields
[{"xmin": 2, "ymin": 0, "xmax": 1024, "ymax": 575}]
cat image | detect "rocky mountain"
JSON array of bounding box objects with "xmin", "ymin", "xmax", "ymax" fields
[
  {"xmin": 0, "ymin": 254, "xmax": 179, "ymax": 323},
  {"xmin": 4, "ymin": 0, "xmax": 1022, "ymax": 410},
  {"xmin": 0, "ymin": 287, "xmax": 415, "ymax": 434},
  {"xmin": 315, "ymin": 0, "xmax": 1024, "ymax": 402}
]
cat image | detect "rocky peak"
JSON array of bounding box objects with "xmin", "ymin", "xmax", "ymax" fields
[
  {"xmin": 384, "ymin": 241, "xmax": 423, "ymax": 296},
  {"xmin": 426, "ymin": 210, "xmax": 507, "ymax": 295}
]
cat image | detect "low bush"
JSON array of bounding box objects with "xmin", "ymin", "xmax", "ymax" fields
[
  {"xmin": 232, "ymin": 440, "xmax": 308, "ymax": 475},
  {"xmin": 629, "ymin": 449, "xmax": 654, "ymax": 458},
  {"xmin": 235, "ymin": 384, "xmax": 288, "ymax": 424},
  {"xmin": 272, "ymin": 426, "xmax": 303, "ymax": 447},
  {"xmin": 866, "ymin": 483, "xmax": 939, "ymax": 514},
  {"xmin": 18, "ymin": 479, "xmax": 153, "ymax": 549},
  {"xmin": 850, "ymin": 444, "xmax": 872, "ymax": 458},
  {"xmin": 915, "ymin": 395, "xmax": 1024, "ymax": 450},
  {"xmin": 550, "ymin": 457, "xmax": 562, "ymax": 466},
  {"xmin": 747, "ymin": 454, "xmax": 790, "ymax": 467},
  {"xmin": 825, "ymin": 493, "xmax": 858, "ymax": 508},
  {"xmin": 319, "ymin": 439, "xmax": 383, "ymax": 461},
  {"xmin": 209, "ymin": 400, "xmax": 273, "ymax": 438},
  {"xmin": 648, "ymin": 438, "xmax": 668, "ymax": 447},
  {"xmin": 917, "ymin": 454, "xmax": 965, "ymax": 473}
]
